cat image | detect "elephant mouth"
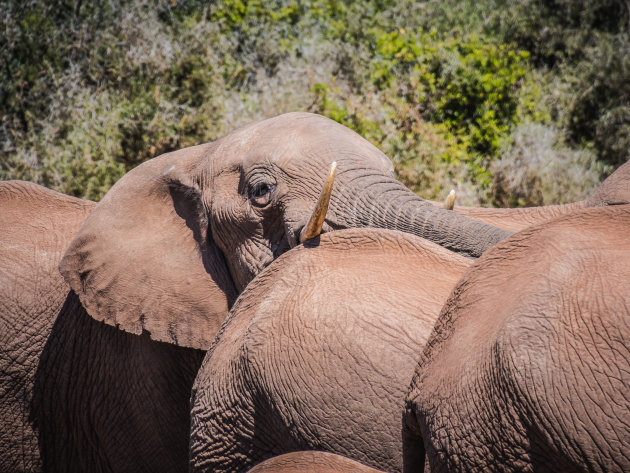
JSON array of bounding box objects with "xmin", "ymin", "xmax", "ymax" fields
[{"xmin": 271, "ymin": 238, "xmax": 292, "ymax": 259}]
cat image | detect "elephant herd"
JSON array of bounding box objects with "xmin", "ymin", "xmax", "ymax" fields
[{"xmin": 0, "ymin": 112, "xmax": 628, "ymax": 473}]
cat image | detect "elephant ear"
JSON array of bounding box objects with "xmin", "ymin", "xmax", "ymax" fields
[
  {"xmin": 587, "ymin": 160, "xmax": 630, "ymax": 206},
  {"xmin": 60, "ymin": 144, "xmax": 237, "ymax": 350}
]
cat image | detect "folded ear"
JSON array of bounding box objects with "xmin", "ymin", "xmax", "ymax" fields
[
  {"xmin": 587, "ymin": 160, "xmax": 630, "ymax": 206},
  {"xmin": 60, "ymin": 144, "xmax": 237, "ymax": 350}
]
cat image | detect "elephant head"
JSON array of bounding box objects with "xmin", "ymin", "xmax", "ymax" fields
[{"xmin": 60, "ymin": 112, "xmax": 510, "ymax": 350}]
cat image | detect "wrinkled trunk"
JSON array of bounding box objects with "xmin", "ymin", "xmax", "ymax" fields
[{"xmin": 331, "ymin": 175, "xmax": 512, "ymax": 258}]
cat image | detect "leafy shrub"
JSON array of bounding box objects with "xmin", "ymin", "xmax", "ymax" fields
[
  {"xmin": 1, "ymin": 86, "xmax": 127, "ymax": 200},
  {"xmin": 2, "ymin": 0, "xmax": 623, "ymax": 206},
  {"xmin": 491, "ymin": 123, "xmax": 607, "ymax": 207},
  {"xmin": 316, "ymin": 29, "xmax": 531, "ymax": 192},
  {"xmin": 310, "ymin": 79, "xmax": 487, "ymax": 205},
  {"xmin": 370, "ymin": 30, "xmax": 529, "ymax": 155},
  {"xmin": 489, "ymin": 0, "xmax": 630, "ymax": 167}
]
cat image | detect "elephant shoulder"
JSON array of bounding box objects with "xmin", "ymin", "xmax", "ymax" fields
[
  {"xmin": 192, "ymin": 228, "xmax": 473, "ymax": 472},
  {"xmin": 0, "ymin": 181, "xmax": 95, "ymax": 316},
  {"xmin": 410, "ymin": 205, "xmax": 630, "ymax": 411},
  {"xmin": 233, "ymin": 228, "xmax": 471, "ymax": 368},
  {"xmin": 407, "ymin": 205, "xmax": 630, "ymax": 473},
  {"xmin": 481, "ymin": 206, "xmax": 630, "ymax": 373},
  {"xmin": 0, "ymin": 182, "xmax": 94, "ymax": 472},
  {"xmin": 495, "ymin": 207, "xmax": 630, "ymax": 466}
]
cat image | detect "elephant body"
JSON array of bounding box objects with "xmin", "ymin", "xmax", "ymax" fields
[
  {"xmin": 32, "ymin": 292, "xmax": 204, "ymax": 472},
  {"xmin": 189, "ymin": 228, "xmax": 470, "ymax": 473},
  {"xmin": 405, "ymin": 205, "xmax": 630, "ymax": 472},
  {"xmin": 0, "ymin": 181, "xmax": 94, "ymax": 472},
  {"xmin": 0, "ymin": 181, "xmax": 204, "ymax": 472},
  {"xmin": 247, "ymin": 452, "xmax": 386, "ymax": 473}
]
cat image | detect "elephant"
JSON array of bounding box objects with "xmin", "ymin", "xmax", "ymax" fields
[
  {"xmin": 437, "ymin": 159, "xmax": 630, "ymax": 232},
  {"xmin": 0, "ymin": 181, "xmax": 95, "ymax": 473},
  {"xmin": 246, "ymin": 452, "xmax": 386, "ymax": 473},
  {"xmin": 1, "ymin": 181, "xmax": 204, "ymax": 473},
  {"xmin": 2, "ymin": 113, "xmax": 509, "ymax": 472},
  {"xmin": 404, "ymin": 205, "xmax": 630, "ymax": 472},
  {"xmin": 58, "ymin": 112, "xmax": 510, "ymax": 349},
  {"xmin": 189, "ymin": 227, "xmax": 471, "ymax": 473}
]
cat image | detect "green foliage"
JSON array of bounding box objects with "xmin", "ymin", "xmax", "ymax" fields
[
  {"xmin": 324, "ymin": 29, "xmax": 530, "ymax": 190},
  {"xmin": 294, "ymin": 14, "xmax": 541, "ymax": 195},
  {"xmin": 1, "ymin": 88, "xmax": 128, "ymax": 200},
  {"xmin": 374, "ymin": 31, "xmax": 529, "ymax": 151},
  {"xmin": 489, "ymin": 0, "xmax": 628, "ymax": 66},
  {"xmin": 488, "ymin": 0, "xmax": 630, "ymax": 166},
  {"xmin": 310, "ymin": 79, "xmax": 487, "ymax": 202},
  {"xmin": 311, "ymin": 83, "xmax": 380, "ymax": 141},
  {"xmin": 491, "ymin": 123, "xmax": 607, "ymax": 207},
  {"xmin": 1, "ymin": 0, "xmax": 626, "ymax": 204}
]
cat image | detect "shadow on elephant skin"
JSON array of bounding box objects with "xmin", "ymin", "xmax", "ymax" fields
[{"xmin": 31, "ymin": 290, "xmax": 205, "ymax": 473}]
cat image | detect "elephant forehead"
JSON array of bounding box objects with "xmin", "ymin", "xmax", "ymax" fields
[{"xmin": 221, "ymin": 113, "xmax": 392, "ymax": 172}]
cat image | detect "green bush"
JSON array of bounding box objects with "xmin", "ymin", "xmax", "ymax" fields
[
  {"xmin": 489, "ymin": 0, "xmax": 630, "ymax": 167},
  {"xmin": 316, "ymin": 29, "xmax": 530, "ymax": 191},
  {"xmin": 1, "ymin": 0, "xmax": 625, "ymax": 205},
  {"xmin": 491, "ymin": 123, "xmax": 607, "ymax": 207}
]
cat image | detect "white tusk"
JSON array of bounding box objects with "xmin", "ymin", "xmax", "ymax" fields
[
  {"xmin": 299, "ymin": 162, "xmax": 337, "ymax": 243},
  {"xmin": 444, "ymin": 189, "xmax": 456, "ymax": 210}
]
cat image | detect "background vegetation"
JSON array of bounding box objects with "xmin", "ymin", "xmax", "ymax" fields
[{"xmin": 1, "ymin": 0, "xmax": 628, "ymax": 204}]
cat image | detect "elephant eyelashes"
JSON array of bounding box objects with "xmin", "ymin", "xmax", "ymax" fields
[{"xmin": 249, "ymin": 182, "xmax": 275, "ymax": 207}]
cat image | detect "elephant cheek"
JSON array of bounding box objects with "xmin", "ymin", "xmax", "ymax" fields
[{"xmin": 229, "ymin": 239, "xmax": 275, "ymax": 292}]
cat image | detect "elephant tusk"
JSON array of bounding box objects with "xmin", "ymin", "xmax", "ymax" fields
[
  {"xmin": 299, "ymin": 162, "xmax": 337, "ymax": 243},
  {"xmin": 444, "ymin": 189, "xmax": 456, "ymax": 210}
]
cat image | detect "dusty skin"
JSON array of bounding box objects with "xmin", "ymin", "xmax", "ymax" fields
[
  {"xmin": 189, "ymin": 228, "xmax": 471, "ymax": 473},
  {"xmin": 0, "ymin": 181, "xmax": 95, "ymax": 472},
  {"xmin": 247, "ymin": 452, "xmax": 387, "ymax": 473},
  {"xmin": 405, "ymin": 205, "xmax": 630, "ymax": 473},
  {"xmin": 2, "ymin": 119, "xmax": 626, "ymax": 473}
]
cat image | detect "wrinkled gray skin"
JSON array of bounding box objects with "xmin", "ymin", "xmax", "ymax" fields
[
  {"xmin": 2, "ymin": 113, "xmax": 507, "ymax": 472},
  {"xmin": 405, "ymin": 205, "xmax": 630, "ymax": 473},
  {"xmin": 32, "ymin": 294, "xmax": 206, "ymax": 473},
  {"xmin": 247, "ymin": 452, "xmax": 386, "ymax": 473},
  {"xmin": 0, "ymin": 182, "xmax": 94, "ymax": 472},
  {"xmin": 444, "ymin": 159, "xmax": 630, "ymax": 232},
  {"xmin": 0, "ymin": 181, "xmax": 204, "ymax": 473},
  {"xmin": 189, "ymin": 228, "xmax": 471, "ymax": 473}
]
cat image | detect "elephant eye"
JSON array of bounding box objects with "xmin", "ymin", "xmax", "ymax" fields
[{"xmin": 249, "ymin": 182, "xmax": 275, "ymax": 207}]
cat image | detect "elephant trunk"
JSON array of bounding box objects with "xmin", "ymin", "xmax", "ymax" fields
[{"xmin": 332, "ymin": 174, "xmax": 512, "ymax": 258}]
